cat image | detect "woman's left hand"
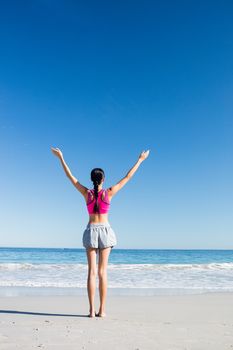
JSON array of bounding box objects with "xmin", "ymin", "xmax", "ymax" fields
[
  {"xmin": 139, "ymin": 149, "xmax": 150, "ymax": 162},
  {"xmin": 51, "ymin": 147, "xmax": 63, "ymax": 159}
]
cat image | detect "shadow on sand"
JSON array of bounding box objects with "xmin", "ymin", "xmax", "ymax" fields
[{"xmin": 0, "ymin": 309, "xmax": 88, "ymax": 318}]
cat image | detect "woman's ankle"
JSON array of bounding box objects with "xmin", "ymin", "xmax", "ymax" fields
[{"xmin": 98, "ymin": 307, "xmax": 105, "ymax": 313}]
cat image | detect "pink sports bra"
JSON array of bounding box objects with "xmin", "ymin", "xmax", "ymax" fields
[{"xmin": 86, "ymin": 189, "xmax": 111, "ymax": 214}]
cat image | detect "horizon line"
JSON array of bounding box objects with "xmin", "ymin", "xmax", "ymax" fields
[{"xmin": 1, "ymin": 246, "xmax": 233, "ymax": 251}]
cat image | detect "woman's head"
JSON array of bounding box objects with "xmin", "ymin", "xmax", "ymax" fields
[
  {"xmin": 90, "ymin": 168, "xmax": 105, "ymax": 213},
  {"xmin": 90, "ymin": 168, "xmax": 105, "ymax": 186}
]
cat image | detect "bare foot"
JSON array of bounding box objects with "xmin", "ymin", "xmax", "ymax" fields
[
  {"xmin": 95, "ymin": 312, "xmax": 106, "ymax": 317},
  {"xmin": 88, "ymin": 310, "xmax": 96, "ymax": 318}
]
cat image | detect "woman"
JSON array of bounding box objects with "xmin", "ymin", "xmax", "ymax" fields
[{"xmin": 51, "ymin": 147, "xmax": 150, "ymax": 317}]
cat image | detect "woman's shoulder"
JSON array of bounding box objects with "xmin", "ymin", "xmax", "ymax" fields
[{"xmin": 104, "ymin": 188, "xmax": 113, "ymax": 201}]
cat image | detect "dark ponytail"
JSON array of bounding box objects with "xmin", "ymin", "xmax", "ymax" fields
[{"xmin": 90, "ymin": 168, "xmax": 105, "ymax": 213}]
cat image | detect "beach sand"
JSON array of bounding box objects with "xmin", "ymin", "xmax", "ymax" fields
[{"xmin": 0, "ymin": 292, "xmax": 233, "ymax": 349}]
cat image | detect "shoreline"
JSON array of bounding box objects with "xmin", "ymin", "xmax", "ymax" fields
[{"xmin": 1, "ymin": 286, "xmax": 233, "ymax": 297}]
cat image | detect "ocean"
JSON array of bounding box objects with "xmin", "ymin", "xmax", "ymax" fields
[{"xmin": 0, "ymin": 247, "xmax": 233, "ymax": 296}]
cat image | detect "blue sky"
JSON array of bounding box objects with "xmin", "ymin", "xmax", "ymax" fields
[{"xmin": 0, "ymin": 1, "xmax": 232, "ymax": 249}]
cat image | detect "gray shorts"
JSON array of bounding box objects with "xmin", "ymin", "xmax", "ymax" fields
[{"xmin": 82, "ymin": 222, "xmax": 117, "ymax": 249}]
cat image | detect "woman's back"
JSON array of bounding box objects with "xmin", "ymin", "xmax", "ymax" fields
[{"xmin": 86, "ymin": 189, "xmax": 111, "ymax": 214}]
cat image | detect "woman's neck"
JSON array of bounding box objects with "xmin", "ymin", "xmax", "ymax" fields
[{"xmin": 94, "ymin": 186, "xmax": 103, "ymax": 192}]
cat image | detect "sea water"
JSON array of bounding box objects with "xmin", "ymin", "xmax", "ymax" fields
[{"xmin": 0, "ymin": 247, "xmax": 233, "ymax": 296}]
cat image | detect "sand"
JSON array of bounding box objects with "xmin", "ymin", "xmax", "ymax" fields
[{"xmin": 0, "ymin": 292, "xmax": 233, "ymax": 349}]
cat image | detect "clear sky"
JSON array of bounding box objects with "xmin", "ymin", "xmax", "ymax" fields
[{"xmin": 0, "ymin": 1, "xmax": 232, "ymax": 249}]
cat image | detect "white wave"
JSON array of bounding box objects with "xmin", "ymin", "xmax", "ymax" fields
[
  {"xmin": 109, "ymin": 263, "xmax": 233, "ymax": 270},
  {"xmin": 0, "ymin": 263, "xmax": 87, "ymax": 271},
  {"xmin": 1, "ymin": 262, "xmax": 233, "ymax": 290},
  {"xmin": 0, "ymin": 281, "xmax": 85, "ymax": 288},
  {"xmin": 1, "ymin": 262, "xmax": 233, "ymax": 271}
]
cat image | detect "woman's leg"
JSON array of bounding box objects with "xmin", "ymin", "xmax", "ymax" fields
[
  {"xmin": 97, "ymin": 247, "xmax": 111, "ymax": 316},
  {"xmin": 85, "ymin": 247, "xmax": 97, "ymax": 317}
]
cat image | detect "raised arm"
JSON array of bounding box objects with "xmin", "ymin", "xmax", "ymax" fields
[
  {"xmin": 51, "ymin": 147, "xmax": 88, "ymax": 197},
  {"xmin": 107, "ymin": 150, "xmax": 150, "ymax": 198}
]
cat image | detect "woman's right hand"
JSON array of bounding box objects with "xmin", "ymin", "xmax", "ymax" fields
[
  {"xmin": 51, "ymin": 147, "xmax": 63, "ymax": 159},
  {"xmin": 139, "ymin": 150, "xmax": 150, "ymax": 162}
]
